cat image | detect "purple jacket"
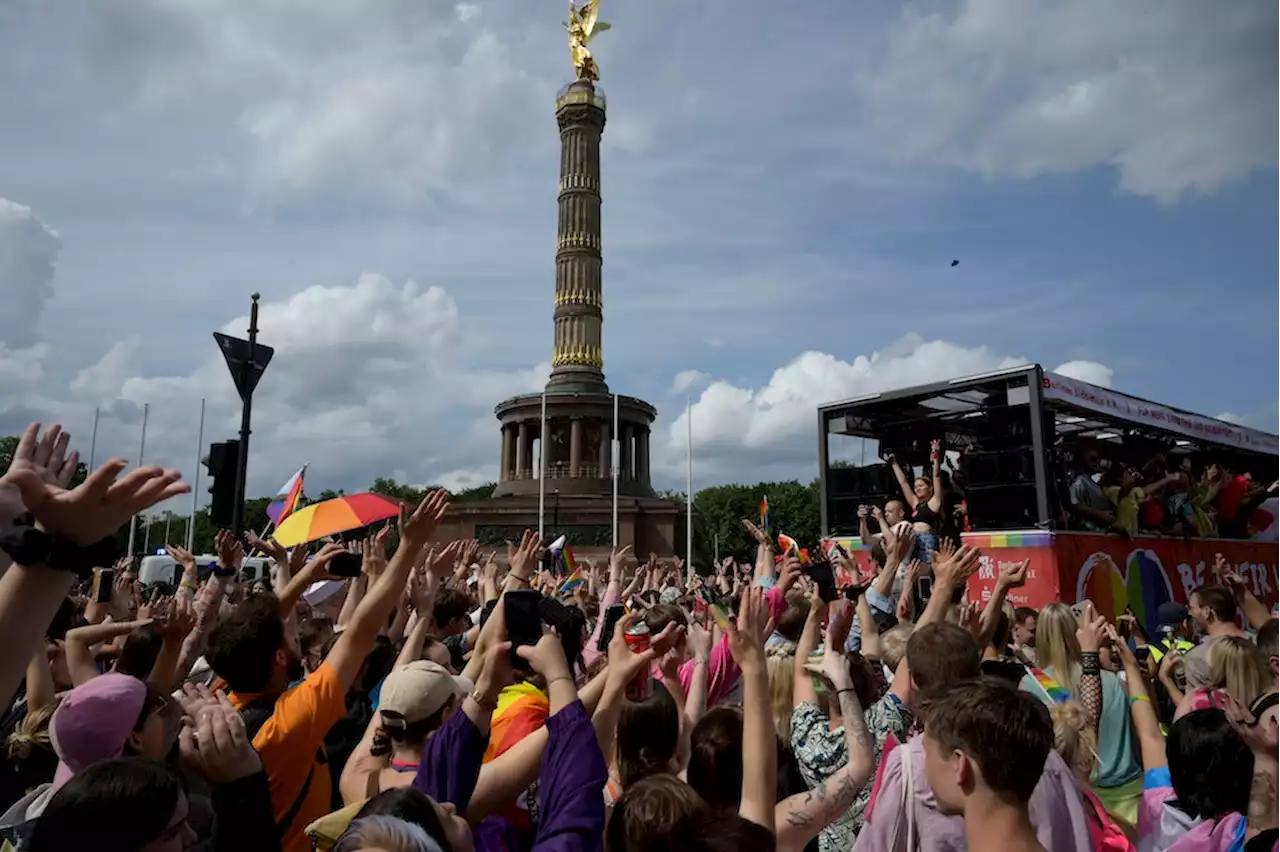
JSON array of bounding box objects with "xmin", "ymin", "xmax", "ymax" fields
[{"xmin": 414, "ymin": 700, "xmax": 607, "ymax": 852}]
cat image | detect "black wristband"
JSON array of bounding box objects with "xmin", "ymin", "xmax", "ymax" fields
[
  {"xmin": 0, "ymin": 521, "xmax": 122, "ymax": 579},
  {"xmin": 1080, "ymin": 651, "xmax": 1101, "ymax": 675}
]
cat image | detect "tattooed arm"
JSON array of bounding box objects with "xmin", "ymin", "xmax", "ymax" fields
[
  {"xmin": 776, "ymin": 686, "xmax": 875, "ymax": 852},
  {"xmin": 1248, "ymin": 753, "xmax": 1278, "ymax": 841},
  {"xmin": 777, "ymin": 637, "xmax": 876, "ymax": 852}
]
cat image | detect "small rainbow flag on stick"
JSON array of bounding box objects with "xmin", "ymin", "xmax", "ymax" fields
[
  {"xmin": 266, "ymin": 464, "xmax": 307, "ymax": 526},
  {"xmin": 759, "ymin": 495, "xmax": 769, "ymax": 532},
  {"xmin": 1028, "ymin": 668, "xmax": 1071, "ymax": 705},
  {"xmin": 557, "ymin": 545, "xmax": 583, "ymax": 592}
]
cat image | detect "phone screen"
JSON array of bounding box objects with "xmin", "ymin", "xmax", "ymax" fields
[
  {"xmin": 328, "ymin": 552, "xmax": 363, "ymax": 578},
  {"xmin": 805, "ymin": 561, "xmax": 838, "ymax": 603},
  {"xmin": 598, "ymin": 604, "xmax": 626, "ymax": 652},
  {"xmin": 916, "ymin": 576, "xmax": 934, "ymax": 602},
  {"xmin": 504, "ymin": 590, "xmax": 543, "ymax": 669},
  {"xmin": 1134, "ymin": 646, "xmax": 1151, "ymax": 662},
  {"xmin": 96, "ymin": 569, "xmax": 115, "ymax": 604}
]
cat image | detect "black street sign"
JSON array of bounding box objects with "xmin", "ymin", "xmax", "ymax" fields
[{"xmin": 214, "ymin": 332, "xmax": 274, "ymax": 402}]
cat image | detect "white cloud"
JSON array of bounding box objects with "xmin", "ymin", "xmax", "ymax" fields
[
  {"xmin": 670, "ymin": 370, "xmax": 710, "ymax": 394},
  {"xmin": 859, "ymin": 0, "xmax": 1277, "ymax": 201},
  {"xmin": 0, "ymin": 199, "xmax": 60, "ymax": 348},
  {"xmin": 71, "ymin": 338, "xmax": 142, "ymax": 404},
  {"xmin": 74, "ymin": 1, "xmax": 545, "ymax": 201},
  {"xmin": 1214, "ymin": 412, "xmax": 1245, "ymax": 425},
  {"xmin": 37, "ymin": 272, "xmax": 547, "ymax": 504},
  {"xmin": 658, "ymin": 334, "xmax": 1032, "ymax": 481},
  {"xmin": 1052, "ymin": 360, "xmax": 1113, "ymax": 388}
]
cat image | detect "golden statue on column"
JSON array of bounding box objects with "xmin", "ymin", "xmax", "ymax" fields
[{"xmin": 566, "ymin": 0, "xmax": 610, "ymax": 81}]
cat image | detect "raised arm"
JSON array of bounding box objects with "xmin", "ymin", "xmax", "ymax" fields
[
  {"xmin": 728, "ymin": 588, "xmax": 775, "ymax": 834},
  {"xmin": 779, "ymin": 627, "xmax": 876, "ymax": 852},
  {"xmin": 1218, "ymin": 554, "xmax": 1272, "ymax": 630},
  {"xmin": 65, "ymin": 618, "xmax": 152, "ymax": 686},
  {"xmin": 885, "ymin": 452, "xmax": 917, "ymax": 508},
  {"xmin": 325, "ymin": 491, "xmax": 450, "ymax": 692},
  {"xmin": 793, "ymin": 589, "xmax": 827, "ymax": 708},
  {"xmin": 978, "ymin": 559, "xmax": 1027, "ymax": 650},
  {"xmin": 1107, "ymin": 624, "xmax": 1165, "ymax": 773},
  {"xmin": 918, "ymin": 543, "xmax": 981, "ymax": 628},
  {"xmin": 928, "ymin": 439, "xmax": 944, "ymax": 513}
]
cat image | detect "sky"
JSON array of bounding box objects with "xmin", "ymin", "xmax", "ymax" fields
[{"xmin": 0, "ymin": 0, "xmax": 1276, "ymax": 514}]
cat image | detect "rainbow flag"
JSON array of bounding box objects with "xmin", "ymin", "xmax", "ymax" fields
[
  {"xmin": 1028, "ymin": 667, "xmax": 1071, "ymax": 705},
  {"xmin": 777, "ymin": 533, "xmax": 799, "ymax": 556},
  {"xmin": 558, "ymin": 568, "xmax": 584, "ymax": 594},
  {"xmin": 759, "ymin": 495, "xmax": 769, "ymax": 532},
  {"xmin": 266, "ymin": 464, "xmax": 307, "ymax": 526}
]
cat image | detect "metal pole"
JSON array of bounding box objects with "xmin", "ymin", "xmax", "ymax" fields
[
  {"xmin": 88, "ymin": 406, "xmax": 100, "ymax": 471},
  {"xmin": 612, "ymin": 394, "xmax": 619, "ymax": 550},
  {"xmin": 189, "ymin": 398, "xmax": 205, "ymax": 551},
  {"xmin": 163, "ymin": 512, "xmax": 172, "ymax": 548},
  {"xmin": 142, "ymin": 513, "xmax": 152, "ymax": 554},
  {"xmin": 686, "ymin": 397, "xmax": 693, "ymax": 568},
  {"xmin": 126, "ymin": 403, "xmax": 150, "ymax": 559},
  {"xmin": 538, "ymin": 392, "xmax": 547, "ymax": 540},
  {"xmin": 231, "ymin": 294, "xmax": 260, "ymax": 537}
]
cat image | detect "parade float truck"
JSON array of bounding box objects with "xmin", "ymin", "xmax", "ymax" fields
[{"xmin": 818, "ymin": 365, "xmax": 1278, "ymax": 633}]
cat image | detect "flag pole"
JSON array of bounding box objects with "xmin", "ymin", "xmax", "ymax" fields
[
  {"xmin": 612, "ymin": 393, "xmax": 619, "ymax": 550},
  {"xmin": 538, "ymin": 392, "xmax": 547, "ymax": 540},
  {"xmin": 88, "ymin": 406, "xmax": 100, "ymax": 471},
  {"xmin": 126, "ymin": 403, "xmax": 150, "ymax": 560},
  {"xmin": 188, "ymin": 398, "xmax": 205, "ymax": 552},
  {"xmin": 685, "ymin": 397, "xmax": 693, "ymax": 571}
]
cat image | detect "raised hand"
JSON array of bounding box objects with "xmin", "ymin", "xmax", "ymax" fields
[
  {"xmin": 998, "ymin": 558, "xmax": 1030, "ymax": 589},
  {"xmin": 158, "ymin": 595, "xmax": 197, "ymax": 643},
  {"xmin": 178, "ymin": 689, "xmax": 262, "ymax": 784},
  {"xmin": 608, "ymin": 612, "xmax": 663, "ymax": 688},
  {"xmin": 1214, "ymin": 553, "xmax": 1249, "ymax": 598},
  {"xmin": 215, "ymin": 530, "xmax": 244, "ymax": 571},
  {"xmin": 459, "ymin": 539, "xmax": 481, "ymax": 569},
  {"xmin": 506, "ymin": 530, "xmax": 543, "ymax": 580},
  {"xmin": 857, "ymin": 504, "xmax": 870, "ymax": 519},
  {"xmin": 931, "ymin": 543, "xmax": 980, "ymax": 590},
  {"xmin": 826, "ymin": 598, "xmax": 854, "ymax": 656},
  {"xmin": 515, "ymin": 632, "xmax": 571, "ymax": 681},
  {"xmin": 1102, "ymin": 623, "xmax": 1137, "ymax": 668},
  {"xmin": 305, "ymin": 542, "xmax": 347, "ymax": 580},
  {"xmin": 245, "ymin": 530, "xmax": 287, "ymax": 563},
  {"xmin": 1074, "ymin": 602, "xmax": 1107, "ymax": 653},
  {"xmin": 741, "ymin": 519, "xmax": 770, "ymax": 546},
  {"xmin": 5, "ymin": 423, "xmax": 188, "ymax": 546},
  {"xmin": 362, "ymin": 529, "xmax": 390, "ymax": 579},
  {"xmin": 930, "ymin": 438, "xmax": 943, "ymax": 456},
  {"xmin": 0, "ymin": 423, "xmax": 80, "ymax": 523},
  {"xmin": 398, "ymin": 490, "xmax": 450, "ymax": 548},
  {"xmin": 726, "ymin": 587, "xmax": 769, "ymax": 673},
  {"xmin": 166, "ymin": 542, "xmax": 197, "ymax": 574},
  {"xmin": 687, "ymin": 620, "xmax": 712, "ymax": 662}
]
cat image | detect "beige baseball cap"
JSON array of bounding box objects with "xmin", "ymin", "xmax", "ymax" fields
[{"xmin": 379, "ymin": 661, "xmax": 473, "ymax": 727}]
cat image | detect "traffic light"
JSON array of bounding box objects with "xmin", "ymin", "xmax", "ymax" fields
[{"xmin": 204, "ymin": 440, "xmax": 240, "ymax": 528}]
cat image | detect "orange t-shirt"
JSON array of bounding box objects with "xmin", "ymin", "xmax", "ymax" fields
[{"xmin": 230, "ymin": 662, "xmax": 347, "ymax": 852}]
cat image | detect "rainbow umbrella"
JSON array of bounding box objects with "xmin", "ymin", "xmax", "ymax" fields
[{"xmin": 273, "ymin": 492, "xmax": 402, "ymax": 547}]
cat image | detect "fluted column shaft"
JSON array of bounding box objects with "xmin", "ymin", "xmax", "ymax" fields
[{"xmin": 549, "ymin": 82, "xmax": 607, "ymax": 393}]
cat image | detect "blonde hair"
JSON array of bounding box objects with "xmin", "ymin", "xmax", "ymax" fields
[
  {"xmin": 880, "ymin": 624, "xmax": 914, "ymax": 672},
  {"xmin": 1207, "ymin": 635, "xmax": 1273, "ymax": 705},
  {"xmin": 766, "ymin": 641, "xmax": 797, "ymax": 745},
  {"xmin": 1037, "ymin": 603, "xmax": 1083, "ymax": 695},
  {"xmin": 1049, "ymin": 700, "xmax": 1098, "ymax": 782},
  {"xmin": 5, "ymin": 699, "xmax": 59, "ymax": 764}
]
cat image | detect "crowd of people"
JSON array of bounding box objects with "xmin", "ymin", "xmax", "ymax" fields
[
  {"xmin": 1062, "ymin": 443, "xmax": 1276, "ymax": 540},
  {"xmin": 0, "ymin": 421, "xmax": 1276, "ymax": 852}
]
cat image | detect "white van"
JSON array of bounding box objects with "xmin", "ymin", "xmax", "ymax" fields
[{"xmin": 138, "ymin": 554, "xmax": 271, "ymax": 589}]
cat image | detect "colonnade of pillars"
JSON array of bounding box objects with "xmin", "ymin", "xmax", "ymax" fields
[{"xmin": 498, "ymin": 419, "xmax": 650, "ymax": 483}]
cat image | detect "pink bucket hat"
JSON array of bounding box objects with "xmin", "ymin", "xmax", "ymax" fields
[{"xmin": 48, "ymin": 673, "xmax": 152, "ymax": 792}]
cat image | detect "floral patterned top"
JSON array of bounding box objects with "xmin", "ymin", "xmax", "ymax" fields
[{"xmin": 791, "ymin": 692, "xmax": 913, "ymax": 852}]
